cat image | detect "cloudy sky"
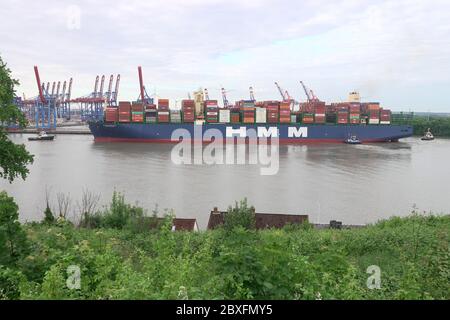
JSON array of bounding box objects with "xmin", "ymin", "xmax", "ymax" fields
[{"xmin": 1, "ymin": 0, "xmax": 450, "ymax": 111}]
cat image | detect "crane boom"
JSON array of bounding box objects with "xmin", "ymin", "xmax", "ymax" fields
[
  {"xmin": 106, "ymin": 75, "xmax": 113, "ymax": 104},
  {"xmin": 99, "ymin": 75, "xmax": 105, "ymax": 100},
  {"xmin": 56, "ymin": 81, "xmax": 61, "ymax": 99},
  {"xmin": 93, "ymin": 76, "xmax": 99, "ymax": 97},
  {"xmin": 113, "ymin": 74, "xmax": 120, "ymax": 104},
  {"xmin": 138, "ymin": 66, "xmax": 145, "ymax": 104},
  {"xmin": 34, "ymin": 66, "xmax": 46, "ymax": 103},
  {"xmin": 275, "ymin": 82, "xmax": 287, "ymax": 101},
  {"xmin": 285, "ymin": 90, "xmax": 291, "ymax": 102},
  {"xmin": 61, "ymin": 81, "xmax": 67, "ymax": 103},
  {"xmin": 300, "ymin": 81, "xmax": 312, "ymax": 102},
  {"xmin": 51, "ymin": 82, "xmax": 56, "ymax": 96},
  {"xmin": 67, "ymin": 78, "xmax": 73, "ymax": 101}
]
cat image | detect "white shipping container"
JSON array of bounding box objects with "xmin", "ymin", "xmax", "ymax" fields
[
  {"xmin": 369, "ymin": 119, "xmax": 380, "ymax": 124},
  {"xmin": 255, "ymin": 107, "xmax": 267, "ymax": 123},
  {"xmin": 219, "ymin": 109, "xmax": 231, "ymax": 123},
  {"xmin": 379, "ymin": 121, "xmax": 391, "ymax": 124}
]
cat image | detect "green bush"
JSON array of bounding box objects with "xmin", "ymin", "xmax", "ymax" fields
[
  {"xmin": 0, "ymin": 191, "xmax": 29, "ymax": 266},
  {"xmin": 393, "ymin": 116, "xmax": 450, "ymax": 137},
  {"xmin": 43, "ymin": 205, "xmax": 55, "ymax": 225},
  {"xmin": 1, "ymin": 195, "xmax": 449, "ymax": 300},
  {"xmin": 223, "ymin": 199, "xmax": 256, "ymax": 231}
]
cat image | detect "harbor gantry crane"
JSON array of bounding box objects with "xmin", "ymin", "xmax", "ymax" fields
[
  {"xmin": 32, "ymin": 66, "xmax": 72, "ymax": 129},
  {"xmin": 75, "ymin": 74, "xmax": 108, "ymax": 121},
  {"xmin": 249, "ymin": 86, "xmax": 256, "ymax": 102},
  {"xmin": 221, "ymin": 87, "xmax": 229, "ymax": 108}
]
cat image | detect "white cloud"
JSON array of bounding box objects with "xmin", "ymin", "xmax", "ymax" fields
[{"xmin": 1, "ymin": 0, "xmax": 449, "ymax": 110}]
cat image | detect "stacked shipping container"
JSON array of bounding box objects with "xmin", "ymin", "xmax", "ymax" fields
[
  {"xmin": 145, "ymin": 104, "xmax": 157, "ymax": 123},
  {"xmin": 241, "ymin": 100, "xmax": 255, "ymax": 124},
  {"xmin": 170, "ymin": 110, "xmax": 182, "ymax": 123},
  {"xmin": 205, "ymin": 100, "xmax": 219, "ymax": 123},
  {"xmin": 119, "ymin": 102, "xmax": 131, "ymax": 123},
  {"xmin": 349, "ymin": 103, "xmax": 361, "ymax": 124},
  {"xmin": 314, "ymin": 103, "xmax": 326, "ymax": 124},
  {"xmin": 380, "ymin": 109, "xmax": 391, "ymax": 124},
  {"xmin": 279, "ymin": 102, "xmax": 291, "ymax": 123},
  {"xmin": 157, "ymin": 99, "xmax": 170, "ymax": 123},
  {"xmin": 182, "ymin": 100, "xmax": 195, "ymax": 122},
  {"xmin": 255, "ymin": 107, "xmax": 267, "ymax": 123},
  {"xmin": 219, "ymin": 109, "xmax": 230, "ymax": 123},
  {"xmin": 302, "ymin": 113, "xmax": 314, "ymax": 124},
  {"xmin": 131, "ymin": 103, "xmax": 144, "ymax": 123},
  {"xmin": 230, "ymin": 107, "xmax": 241, "ymax": 123},
  {"xmin": 105, "ymin": 107, "xmax": 118, "ymax": 122},
  {"xmin": 265, "ymin": 102, "xmax": 279, "ymax": 123}
]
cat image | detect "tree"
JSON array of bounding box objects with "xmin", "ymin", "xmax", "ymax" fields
[
  {"xmin": 0, "ymin": 191, "xmax": 29, "ymax": 266},
  {"xmin": 223, "ymin": 198, "xmax": 256, "ymax": 231},
  {"xmin": 0, "ymin": 55, "xmax": 34, "ymax": 182}
]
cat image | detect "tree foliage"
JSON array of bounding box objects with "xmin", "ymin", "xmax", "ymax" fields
[
  {"xmin": 0, "ymin": 191, "xmax": 30, "ymax": 266},
  {"xmin": 223, "ymin": 198, "xmax": 256, "ymax": 231},
  {"xmin": 393, "ymin": 115, "xmax": 450, "ymax": 137},
  {"xmin": 0, "ymin": 55, "xmax": 34, "ymax": 182}
]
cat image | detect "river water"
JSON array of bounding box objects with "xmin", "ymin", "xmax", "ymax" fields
[{"xmin": 2, "ymin": 133, "xmax": 449, "ymax": 229}]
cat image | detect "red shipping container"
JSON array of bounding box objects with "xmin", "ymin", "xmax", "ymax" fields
[
  {"xmin": 131, "ymin": 104, "xmax": 143, "ymax": 112},
  {"xmin": 314, "ymin": 115, "xmax": 326, "ymax": 123},
  {"xmin": 105, "ymin": 108, "xmax": 118, "ymax": 122},
  {"xmin": 119, "ymin": 101, "xmax": 131, "ymax": 108},
  {"xmin": 119, "ymin": 112, "xmax": 130, "ymax": 122},
  {"xmin": 132, "ymin": 114, "xmax": 144, "ymax": 123}
]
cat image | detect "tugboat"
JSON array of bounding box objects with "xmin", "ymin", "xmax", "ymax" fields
[
  {"xmin": 28, "ymin": 131, "xmax": 55, "ymax": 141},
  {"xmin": 421, "ymin": 128, "xmax": 434, "ymax": 141},
  {"xmin": 345, "ymin": 135, "xmax": 362, "ymax": 145}
]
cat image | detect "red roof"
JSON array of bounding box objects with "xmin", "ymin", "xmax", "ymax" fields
[
  {"xmin": 207, "ymin": 208, "xmax": 308, "ymax": 230},
  {"xmin": 173, "ymin": 218, "xmax": 198, "ymax": 231}
]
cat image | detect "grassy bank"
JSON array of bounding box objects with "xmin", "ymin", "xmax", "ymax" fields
[{"xmin": 0, "ymin": 193, "xmax": 448, "ymax": 300}]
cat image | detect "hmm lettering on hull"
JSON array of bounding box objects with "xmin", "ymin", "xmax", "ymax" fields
[{"xmin": 226, "ymin": 127, "xmax": 308, "ymax": 138}]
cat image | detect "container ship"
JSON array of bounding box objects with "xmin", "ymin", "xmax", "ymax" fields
[{"xmin": 89, "ymin": 91, "xmax": 413, "ymax": 143}]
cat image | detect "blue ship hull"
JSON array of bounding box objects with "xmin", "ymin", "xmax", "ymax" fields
[{"xmin": 89, "ymin": 122, "xmax": 413, "ymax": 143}]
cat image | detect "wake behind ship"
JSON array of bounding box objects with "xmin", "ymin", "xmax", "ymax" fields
[{"xmin": 89, "ymin": 90, "xmax": 413, "ymax": 143}]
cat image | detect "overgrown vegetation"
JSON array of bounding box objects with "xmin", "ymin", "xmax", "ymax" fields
[
  {"xmin": 223, "ymin": 198, "xmax": 256, "ymax": 231},
  {"xmin": 0, "ymin": 191, "xmax": 448, "ymax": 300},
  {"xmin": 393, "ymin": 115, "xmax": 450, "ymax": 137}
]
